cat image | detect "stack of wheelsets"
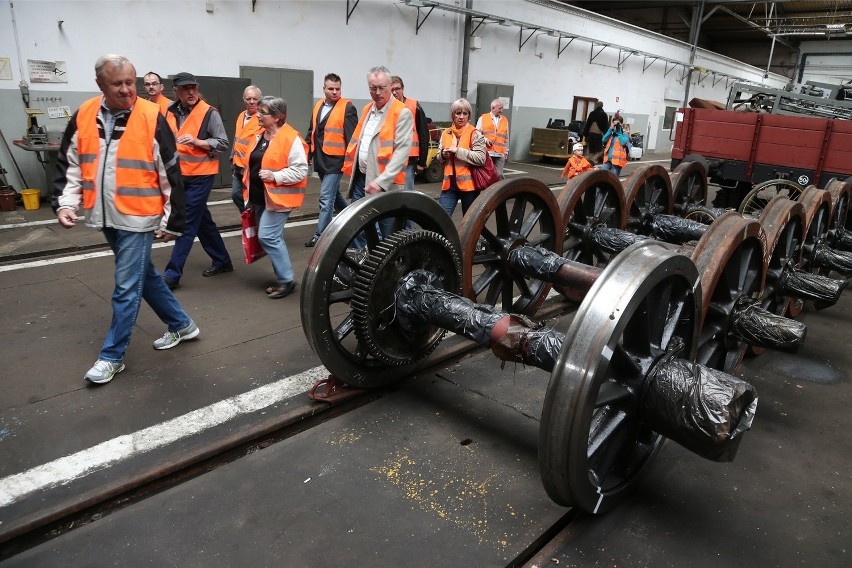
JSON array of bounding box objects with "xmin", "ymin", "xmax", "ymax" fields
[{"xmin": 299, "ymin": 164, "xmax": 851, "ymax": 515}]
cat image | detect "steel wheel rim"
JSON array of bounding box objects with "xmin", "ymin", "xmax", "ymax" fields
[
  {"xmin": 459, "ymin": 177, "xmax": 561, "ymax": 315},
  {"xmin": 300, "ymin": 191, "xmax": 460, "ymax": 387},
  {"xmin": 670, "ymin": 161, "xmax": 708, "ymax": 214},
  {"xmin": 557, "ymin": 169, "xmax": 626, "ymax": 268},
  {"xmin": 691, "ymin": 213, "xmax": 767, "ymax": 373},
  {"xmin": 539, "ymin": 240, "xmax": 699, "ymax": 513},
  {"xmin": 623, "ymin": 165, "xmax": 674, "ymax": 233}
]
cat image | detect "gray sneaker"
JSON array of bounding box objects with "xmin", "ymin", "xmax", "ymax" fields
[
  {"xmin": 153, "ymin": 320, "xmax": 200, "ymax": 350},
  {"xmin": 84, "ymin": 360, "xmax": 125, "ymax": 384}
]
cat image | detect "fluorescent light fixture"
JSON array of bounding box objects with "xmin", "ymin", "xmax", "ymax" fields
[{"xmin": 498, "ymin": 19, "xmax": 513, "ymax": 27}]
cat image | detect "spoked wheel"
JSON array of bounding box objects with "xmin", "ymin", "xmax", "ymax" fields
[
  {"xmin": 738, "ymin": 179, "xmax": 804, "ymax": 218},
  {"xmin": 459, "ymin": 177, "xmax": 562, "ymax": 315},
  {"xmin": 683, "ymin": 206, "xmax": 719, "ymax": 225},
  {"xmin": 691, "ymin": 212, "xmax": 767, "ymax": 373},
  {"xmin": 557, "ymin": 169, "xmax": 626, "ymax": 267},
  {"xmin": 539, "ymin": 241, "xmax": 700, "ymax": 512},
  {"xmin": 789, "ymin": 187, "xmax": 833, "ymax": 313},
  {"xmin": 623, "ymin": 165, "xmax": 674, "ymax": 233},
  {"xmin": 301, "ymin": 191, "xmax": 460, "ymax": 387},
  {"xmin": 752, "ymin": 198, "xmax": 806, "ymax": 355},
  {"xmin": 825, "ymin": 178, "xmax": 851, "ymax": 233},
  {"xmin": 670, "ymin": 160, "xmax": 708, "ymax": 215}
]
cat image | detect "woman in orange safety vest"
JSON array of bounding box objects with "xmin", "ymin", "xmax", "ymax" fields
[
  {"xmin": 437, "ymin": 98, "xmax": 487, "ymax": 217},
  {"xmin": 600, "ymin": 114, "xmax": 629, "ymax": 177},
  {"xmin": 242, "ymin": 96, "xmax": 309, "ymax": 299}
]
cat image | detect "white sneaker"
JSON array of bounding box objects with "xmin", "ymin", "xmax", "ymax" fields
[
  {"xmin": 84, "ymin": 360, "xmax": 125, "ymax": 384},
  {"xmin": 153, "ymin": 320, "xmax": 200, "ymax": 350}
]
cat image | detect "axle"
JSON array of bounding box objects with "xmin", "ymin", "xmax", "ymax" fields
[{"xmin": 395, "ymin": 269, "xmax": 756, "ymax": 461}]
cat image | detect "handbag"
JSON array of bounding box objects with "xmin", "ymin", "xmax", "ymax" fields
[
  {"xmin": 241, "ymin": 207, "xmax": 267, "ymax": 265},
  {"xmin": 471, "ymin": 151, "xmax": 500, "ymax": 190}
]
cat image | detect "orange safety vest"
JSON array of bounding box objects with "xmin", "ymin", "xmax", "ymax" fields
[
  {"xmin": 342, "ymin": 99, "xmax": 407, "ymax": 185},
  {"xmin": 76, "ymin": 97, "xmax": 164, "ymax": 216},
  {"xmin": 479, "ymin": 113, "xmax": 508, "ymax": 155},
  {"xmin": 561, "ymin": 155, "xmax": 593, "ymax": 179},
  {"xmin": 150, "ymin": 95, "xmax": 171, "ymax": 116},
  {"xmin": 404, "ymin": 97, "xmax": 420, "ymax": 158},
  {"xmin": 603, "ymin": 134, "xmax": 628, "ymax": 168},
  {"xmin": 242, "ymin": 124, "xmax": 308, "ymax": 208},
  {"xmin": 166, "ymin": 100, "xmax": 220, "ymax": 176},
  {"xmin": 232, "ymin": 110, "xmax": 263, "ymax": 169},
  {"xmin": 440, "ymin": 124, "xmax": 476, "ymax": 192},
  {"xmin": 310, "ymin": 98, "xmax": 350, "ymax": 157}
]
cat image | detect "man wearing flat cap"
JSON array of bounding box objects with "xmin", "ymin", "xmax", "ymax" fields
[{"xmin": 162, "ymin": 72, "xmax": 232, "ymax": 289}]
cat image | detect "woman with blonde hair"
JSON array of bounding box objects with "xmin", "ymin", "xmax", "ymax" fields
[{"xmin": 436, "ymin": 98, "xmax": 487, "ymax": 216}]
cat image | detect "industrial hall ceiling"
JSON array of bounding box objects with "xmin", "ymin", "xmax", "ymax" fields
[{"xmin": 559, "ymin": 1, "xmax": 852, "ymax": 81}]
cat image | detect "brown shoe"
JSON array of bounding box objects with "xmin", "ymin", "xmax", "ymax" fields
[{"xmin": 267, "ymin": 281, "xmax": 296, "ymax": 299}]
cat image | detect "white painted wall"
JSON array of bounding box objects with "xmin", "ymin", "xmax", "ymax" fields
[
  {"xmin": 0, "ymin": 0, "xmax": 794, "ymax": 191},
  {"xmin": 796, "ymin": 40, "xmax": 852, "ymax": 84}
]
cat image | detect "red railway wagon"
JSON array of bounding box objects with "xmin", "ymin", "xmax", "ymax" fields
[{"xmin": 670, "ymin": 108, "xmax": 852, "ymax": 207}]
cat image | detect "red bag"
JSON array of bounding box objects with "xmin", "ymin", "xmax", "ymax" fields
[
  {"xmin": 471, "ymin": 151, "xmax": 500, "ymax": 190},
  {"xmin": 241, "ymin": 208, "xmax": 267, "ymax": 264}
]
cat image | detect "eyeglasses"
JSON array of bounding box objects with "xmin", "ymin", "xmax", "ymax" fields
[
  {"xmin": 390, "ymin": 87, "xmax": 402, "ymax": 93},
  {"xmin": 368, "ymin": 85, "xmax": 389, "ymax": 93},
  {"xmin": 143, "ymin": 82, "xmax": 160, "ymax": 87},
  {"xmin": 258, "ymin": 110, "xmax": 272, "ymax": 116}
]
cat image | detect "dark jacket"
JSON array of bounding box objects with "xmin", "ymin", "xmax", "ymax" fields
[
  {"xmin": 583, "ymin": 107, "xmax": 609, "ymax": 138},
  {"xmin": 305, "ymin": 100, "xmax": 358, "ymax": 175}
]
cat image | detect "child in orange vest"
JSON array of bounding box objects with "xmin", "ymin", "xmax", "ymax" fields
[{"xmin": 561, "ymin": 143, "xmax": 593, "ymax": 179}]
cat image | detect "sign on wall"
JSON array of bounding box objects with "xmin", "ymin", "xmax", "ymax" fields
[{"xmin": 28, "ymin": 59, "xmax": 67, "ymax": 83}]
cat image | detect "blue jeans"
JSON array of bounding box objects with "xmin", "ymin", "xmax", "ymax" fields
[
  {"xmin": 600, "ymin": 162, "xmax": 622, "ymax": 177},
  {"xmin": 403, "ymin": 163, "xmax": 416, "ymax": 192},
  {"xmin": 164, "ymin": 175, "xmax": 232, "ymax": 282},
  {"xmin": 256, "ymin": 206, "xmax": 294, "ymax": 284},
  {"xmin": 313, "ymin": 171, "xmax": 348, "ymax": 238},
  {"xmin": 231, "ymin": 167, "xmax": 245, "ymax": 212},
  {"xmin": 439, "ymin": 187, "xmax": 481, "ymax": 218},
  {"xmin": 100, "ymin": 228, "xmax": 192, "ymax": 362}
]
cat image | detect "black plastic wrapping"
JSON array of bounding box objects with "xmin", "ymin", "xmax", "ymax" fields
[
  {"xmin": 589, "ymin": 226, "xmax": 648, "ymax": 254},
  {"xmin": 507, "ymin": 246, "xmax": 570, "ymax": 282},
  {"xmin": 395, "ymin": 270, "xmax": 503, "ymax": 345},
  {"xmin": 828, "ymin": 228, "xmax": 852, "ymax": 251},
  {"xmin": 814, "ymin": 245, "xmax": 852, "ymax": 276},
  {"xmin": 730, "ymin": 297, "xmax": 806, "ymax": 351},
  {"xmin": 642, "ymin": 357, "xmax": 758, "ymax": 461},
  {"xmin": 490, "ymin": 315, "xmax": 564, "ymax": 372},
  {"xmin": 780, "ymin": 265, "xmax": 847, "ymax": 309},
  {"xmin": 650, "ymin": 214, "xmax": 707, "ymax": 243}
]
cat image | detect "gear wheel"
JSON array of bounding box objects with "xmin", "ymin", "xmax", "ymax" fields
[{"xmin": 351, "ymin": 229, "xmax": 461, "ymax": 366}]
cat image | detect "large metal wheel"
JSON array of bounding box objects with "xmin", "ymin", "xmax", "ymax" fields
[
  {"xmin": 670, "ymin": 160, "xmax": 708, "ymax": 214},
  {"xmin": 557, "ymin": 169, "xmax": 626, "ymax": 268},
  {"xmin": 301, "ymin": 191, "xmax": 460, "ymax": 388},
  {"xmin": 738, "ymin": 178, "xmax": 804, "ymax": 218},
  {"xmin": 797, "ymin": 186, "xmax": 834, "ymax": 295},
  {"xmin": 751, "ymin": 197, "xmax": 806, "ymax": 357},
  {"xmin": 824, "ymin": 178, "xmax": 850, "ymax": 233},
  {"xmin": 623, "ymin": 164, "xmax": 674, "ymax": 233},
  {"xmin": 539, "ymin": 241, "xmax": 700, "ymax": 512},
  {"xmin": 423, "ymin": 156, "xmax": 443, "ymax": 183},
  {"xmin": 690, "ymin": 212, "xmax": 767, "ymax": 373},
  {"xmin": 459, "ymin": 177, "xmax": 562, "ymax": 315}
]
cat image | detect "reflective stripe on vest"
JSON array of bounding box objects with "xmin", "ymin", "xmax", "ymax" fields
[
  {"xmin": 232, "ymin": 110, "xmax": 263, "ymax": 168},
  {"xmin": 342, "ymin": 99, "xmax": 406, "ymax": 185},
  {"xmin": 310, "ymin": 98, "xmax": 350, "ymax": 157},
  {"xmin": 440, "ymin": 124, "xmax": 476, "ymax": 192},
  {"xmin": 76, "ymin": 96, "xmax": 164, "ymax": 215},
  {"xmin": 242, "ymin": 124, "xmax": 308, "ymax": 208},
  {"xmin": 166, "ymin": 100, "xmax": 219, "ymax": 176},
  {"xmin": 480, "ymin": 113, "xmax": 508, "ymax": 155},
  {"xmin": 604, "ymin": 135, "xmax": 628, "ymax": 168},
  {"xmin": 404, "ymin": 97, "xmax": 420, "ymax": 158}
]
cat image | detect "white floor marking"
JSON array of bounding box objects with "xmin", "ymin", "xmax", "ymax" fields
[{"xmin": 0, "ymin": 366, "xmax": 329, "ymax": 508}]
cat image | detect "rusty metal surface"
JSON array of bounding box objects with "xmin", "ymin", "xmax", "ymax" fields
[
  {"xmin": 458, "ymin": 177, "xmax": 562, "ymax": 315},
  {"xmin": 669, "ymin": 160, "xmax": 708, "ymax": 213},
  {"xmin": 622, "ymin": 164, "xmax": 674, "ymax": 232},
  {"xmin": 690, "ymin": 212, "xmax": 767, "ymax": 373}
]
